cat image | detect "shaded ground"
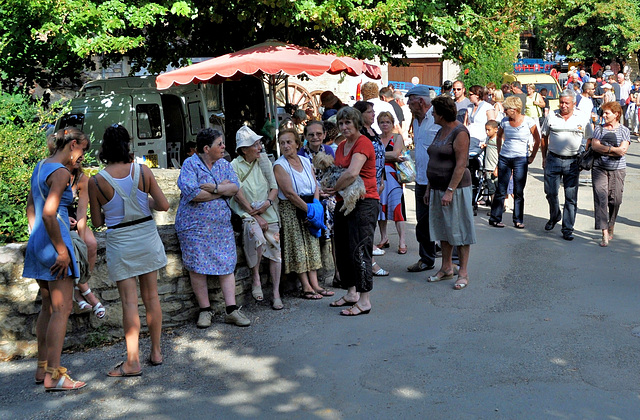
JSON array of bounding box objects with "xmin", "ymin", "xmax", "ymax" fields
[{"xmin": 2, "ymin": 143, "xmax": 640, "ymax": 419}]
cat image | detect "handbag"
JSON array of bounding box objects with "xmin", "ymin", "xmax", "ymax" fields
[
  {"xmin": 578, "ymin": 147, "xmax": 596, "ymax": 171},
  {"xmin": 395, "ymin": 150, "xmax": 416, "ymax": 183}
]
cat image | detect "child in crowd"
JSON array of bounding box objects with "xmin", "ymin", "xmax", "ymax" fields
[{"xmin": 480, "ymin": 120, "xmax": 499, "ymax": 207}]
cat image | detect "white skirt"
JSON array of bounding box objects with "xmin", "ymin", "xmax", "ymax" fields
[{"xmin": 105, "ymin": 220, "xmax": 167, "ymax": 281}]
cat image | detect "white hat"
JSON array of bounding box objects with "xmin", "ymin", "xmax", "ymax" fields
[
  {"xmin": 236, "ymin": 126, "xmax": 262, "ymax": 151},
  {"xmin": 601, "ymin": 83, "xmax": 612, "ymax": 89}
]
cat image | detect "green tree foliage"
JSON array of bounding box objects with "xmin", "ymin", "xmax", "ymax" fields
[
  {"xmin": 0, "ymin": 92, "xmax": 64, "ymax": 244},
  {"xmin": 1, "ymin": 0, "xmax": 540, "ymax": 89},
  {"xmin": 537, "ymin": 0, "xmax": 640, "ymax": 60}
]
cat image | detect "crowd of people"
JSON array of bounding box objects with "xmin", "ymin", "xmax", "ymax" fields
[{"xmin": 23, "ymin": 66, "xmax": 635, "ymax": 390}]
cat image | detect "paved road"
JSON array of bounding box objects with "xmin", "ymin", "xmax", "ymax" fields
[{"xmin": 3, "ymin": 142, "xmax": 640, "ymax": 419}]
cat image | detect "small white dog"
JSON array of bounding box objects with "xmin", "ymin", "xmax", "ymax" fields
[{"xmin": 313, "ymin": 152, "xmax": 366, "ymax": 215}]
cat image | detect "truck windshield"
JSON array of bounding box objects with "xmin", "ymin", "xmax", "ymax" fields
[
  {"xmin": 536, "ymin": 83, "xmax": 559, "ymax": 99},
  {"xmin": 58, "ymin": 114, "xmax": 84, "ymax": 130}
]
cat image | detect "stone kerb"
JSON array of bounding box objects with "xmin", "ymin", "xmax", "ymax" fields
[{"xmin": 0, "ymin": 168, "xmax": 335, "ymax": 359}]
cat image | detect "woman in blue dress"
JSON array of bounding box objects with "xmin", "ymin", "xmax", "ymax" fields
[
  {"xmin": 175, "ymin": 128, "xmax": 249, "ymax": 329},
  {"xmin": 24, "ymin": 128, "xmax": 89, "ymax": 391}
]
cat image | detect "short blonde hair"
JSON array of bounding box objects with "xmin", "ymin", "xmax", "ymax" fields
[
  {"xmin": 361, "ymin": 82, "xmax": 379, "ymax": 101},
  {"xmin": 377, "ymin": 111, "xmax": 395, "ymax": 125},
  {"xmin": 492, "ymin": 90, "xmax": 504, "ymax": 103},
  {"xmin": 503, "ymin": 95, "xmax": 522, "ymax": 111}
]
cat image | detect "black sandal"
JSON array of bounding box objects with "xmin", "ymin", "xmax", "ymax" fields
[{"xmin": 489, "ymin": 221, "xmax": 505, "ymax": 228}]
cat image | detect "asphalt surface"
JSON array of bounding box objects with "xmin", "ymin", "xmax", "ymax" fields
[{"xmin": 2, "ymin": 141, "xmax": 640, "ymax": 419}]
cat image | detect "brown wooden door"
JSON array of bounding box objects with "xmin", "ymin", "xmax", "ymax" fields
[{"xmin": 388, "ymin": 58, "xmax": 442, "ymax": 87}]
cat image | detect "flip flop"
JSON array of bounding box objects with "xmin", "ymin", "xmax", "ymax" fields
[
  {"xmin": 340, "ymin": 303, "xmax": 371, "ymax": 316},
  {"xmin": 148, "ymin": 357, "xmax": 163, "ymax": 366},
  {"xmin": 315, "ymin": 289, "xmax": 335, "ymax": 297},
  {"xmin": 272, "ymin": 298, "xmax": 284, "ymax": 310},
  {"xmin": 330, "ymin": 296, "xmax": 359, "ymax": 307},
  {"xmin": 397, "ymin": 246, "xmax": 408, "ymax": 254},
  {"xmin": 107, "ymin": 361, "xmax": 142, "ymax": 377}
]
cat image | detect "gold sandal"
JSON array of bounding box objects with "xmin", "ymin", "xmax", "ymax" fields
[{"xmin": 44, "ymin": 366, "xmax": 86, "ymax": 392}]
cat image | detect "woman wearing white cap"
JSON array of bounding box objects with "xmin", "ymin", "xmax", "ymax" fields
[{"xmin": 231, "ymin": 126, "xmax": 283, "ymax": 310}]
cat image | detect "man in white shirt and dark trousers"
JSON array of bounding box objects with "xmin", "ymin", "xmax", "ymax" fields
[
  {"xmin": 405, "ymin": 86, "xmax": 442, "ymax": 272},
  {"xmin": 541, "ymin": 90, "xmax": 588, "ymax": 241}
]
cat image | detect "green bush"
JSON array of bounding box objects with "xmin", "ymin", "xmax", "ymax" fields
[
  {"xmin": 0, "ymin": 92, "xmax": 65, "ymax": 244},
  {"xmin": 457, "ymin": 39, "xmax": 519, "ymax": 88}
]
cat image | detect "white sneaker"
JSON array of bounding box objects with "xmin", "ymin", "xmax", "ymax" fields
[
  {"xmin": 197, "ymin": 310, "xmax": 213, "ymax": 329},
  {"xmin": 372, "ymin": 247, "xmax": 385, "ymax": 256},
  {"xmin": 225, "ymin": 308, "xmax": 251, "ymax": 327}
]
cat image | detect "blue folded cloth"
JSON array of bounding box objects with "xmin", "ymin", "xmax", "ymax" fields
[{"xmin": 306, "ymin": 199, "xmax": 327, "ymax": 238}]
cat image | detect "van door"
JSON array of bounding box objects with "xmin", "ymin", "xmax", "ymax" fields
[
  {"xmin": 182, "ymin": 89, "xmax": 207, "ymax": 141},
  {"xmin": 131, "ymin": 93, "xmax": 167, "ymax": 168}
]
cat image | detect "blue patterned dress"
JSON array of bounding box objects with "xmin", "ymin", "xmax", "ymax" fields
[{"xmin": 175, "ymin": 155, "xmax": 239, "ymax": 275}]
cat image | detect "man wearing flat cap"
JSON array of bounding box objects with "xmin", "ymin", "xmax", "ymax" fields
[{"xmin": 405, "ymin": 86, "xmax": 440, "ymax": 272}]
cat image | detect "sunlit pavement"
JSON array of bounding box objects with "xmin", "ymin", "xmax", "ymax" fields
[{"xmin": 2, "ymin": 143, "xmax": 640, "ymax": 419}]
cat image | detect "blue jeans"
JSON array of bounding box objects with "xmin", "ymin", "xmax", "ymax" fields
[
  {"xmin": 490, "ymin": 155, "xmax": 528, "ymax": 225},
  {"xmin": 544, "ymin": 153, "xmax": 579, "ymax": 235}
]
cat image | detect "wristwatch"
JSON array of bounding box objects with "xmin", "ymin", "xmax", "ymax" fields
[
  {"xmin": 267, "ymin": 198, "xmax": 273, "ymax": 206},
  {"xmin": 447, "ymin": 187, "xmax": 454, "ymax": 192},
  {"xmin": 214, "ymin": 183, "xmax": 218, "ymax": 194}
]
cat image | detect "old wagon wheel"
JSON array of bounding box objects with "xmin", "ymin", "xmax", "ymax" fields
[{"xmin": 276, "ymin": 83, "xmax": 318, "ymax": 117}]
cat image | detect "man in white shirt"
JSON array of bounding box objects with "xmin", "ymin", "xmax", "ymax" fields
[
  {"xmin": 575, "ymin": 82, "xmax": 595, "ymax": 123},
  {"xmin": 405, "ymin": 86, "xmax": 440, "ymax": 272},
  {"xmin": 541, "ymin": 89, "xmax": 588, "ymax": 241},
  {"xmin": 361, "ymin": 82, "xmax": 399, "ymax": 133}
]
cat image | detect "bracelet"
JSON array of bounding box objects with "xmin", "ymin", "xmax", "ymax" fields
[{"xmin": 608, "ymin": 146, "xmax": 611, "ymax": 154}]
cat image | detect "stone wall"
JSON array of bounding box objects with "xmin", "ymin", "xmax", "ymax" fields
[{"xmin": 0, "ymin": 169, "xmax": 335, "ymax": 359}]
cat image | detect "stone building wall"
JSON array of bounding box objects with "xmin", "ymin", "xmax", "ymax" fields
[{"xmin": 0, "ymin": 169, "xmax": 335, "ymax": 359}]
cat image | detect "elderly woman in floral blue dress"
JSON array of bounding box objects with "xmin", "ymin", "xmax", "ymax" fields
[{"xmin": 175, "ymin": 128, "xmax": 249, "ymax": 329}]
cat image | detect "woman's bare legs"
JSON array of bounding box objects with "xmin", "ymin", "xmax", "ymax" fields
[
  {"xmin": 35, "ymin": 281, "xmax": 51, "ymax": 383},
  {"xmin": 139, "ymin": 271, "xmax": 162, "ymax": 365},
  {"xmin": 270, "ymin": 260, "xmax": 282, "ymax": 301},
  {"xmin": 43, "ymin": 277, "xmax": 85, "ymax": 388},
  {"xmin": 112, "ymin": 277, "xmax": 142, "ymax": 374},
  {"xmin": 378, "ymin": 220, "xmax": 389, "ymax": 245},
  {"xmin": 396, "ymin": 221, "xmax": 406, "ymax": 249}
]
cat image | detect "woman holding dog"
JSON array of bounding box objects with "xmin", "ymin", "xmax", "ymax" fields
[
  {"xmin": 326, "ymin": 106, "xmax": 379, "ymax": 316},
  {"xmin": 273, "ymin": 127, "xmax": 331, "ymax": 299}
]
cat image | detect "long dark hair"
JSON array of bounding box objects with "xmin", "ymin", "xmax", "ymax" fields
[{"xmin": 99, "ymin": 124, "xmax": 132, "ymax": 164}]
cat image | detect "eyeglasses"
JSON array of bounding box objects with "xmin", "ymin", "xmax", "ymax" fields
[{"xmin": 453, "ymin": 88, "xmax": 463, "ymax": 91}]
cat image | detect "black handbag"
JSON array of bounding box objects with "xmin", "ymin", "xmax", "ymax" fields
[{"xmin": 578, "ymin": 147, "xmax": 595, "ymax": 171}]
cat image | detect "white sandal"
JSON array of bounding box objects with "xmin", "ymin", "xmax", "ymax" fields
[
  {"xmin": 82, "ymin": 288, "xmax": 106, "ymax": 319},
  {"xmin": 73, "ymin": 287, "xmax": 92, "ymax": 314},
  {"xmin": 372, "ymin": 262, "xmax": 389, "ymax": 276}
]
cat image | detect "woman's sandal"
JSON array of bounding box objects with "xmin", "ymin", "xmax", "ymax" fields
[
  {"xmin": 372, "ymin": 262, "xmax": 389, "ymax": 276},
  {"xmin": 427, "ymin": 270, "xmax": 455, "ymax": 282},
  {"xmin": 252, "ymin": 284, "xmax": 264, "ymax": 301},
  {"xmin": 93, "ymin": 302, "xmax": 106, "ymax": 319},
  {"xmin": 330, "ymin": 296, "xmax": 359, "ymax": 307},
  {"xmin": 340, "ymin": 303, "xmax": 371, "ymax": 316},
  {"xmin": 107, "ymin": 361, "xmax": 142, "ymax": 377},
  {"xmin": 489, "ymin": 221, "xmax": 505, "ymax": 228},
  {"xmin": 315, "ymin": 288, "xmax": 335, "ymax": 297},
  {"xmin": 35, "ymin": 360, "xmax": 47, "ymax": 384},
  {"xmin": 513, "ymin": 222, "xmax": 525, "ymax": 229},
  {"xmin": 44, "ymin": 366, "xmax": 86, "ymax": 392},
  {"xmin": 73, "ymin": 287, "xmax": 92, "ymax": 314},
  {"xmin": 453, "ymin": 275, "xmax": 469, "ymax": 290},
  {"xmin": 600, "ymin": 233, "xmax": 609, "ymax": 247},
  {"xmin": 301, "ymin": 291, "xmax": 323, "ymax": 300},
  {"xmin": 376, "ymin": 239, "xmax": 390, "ymax": 249},
  {"xmin": 398, "ymin": 246, "xmax": 408, "ymax": 254},
  {"xmin": 272, "ymin": 298, "xmax": 284, "ymax": 310}
]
